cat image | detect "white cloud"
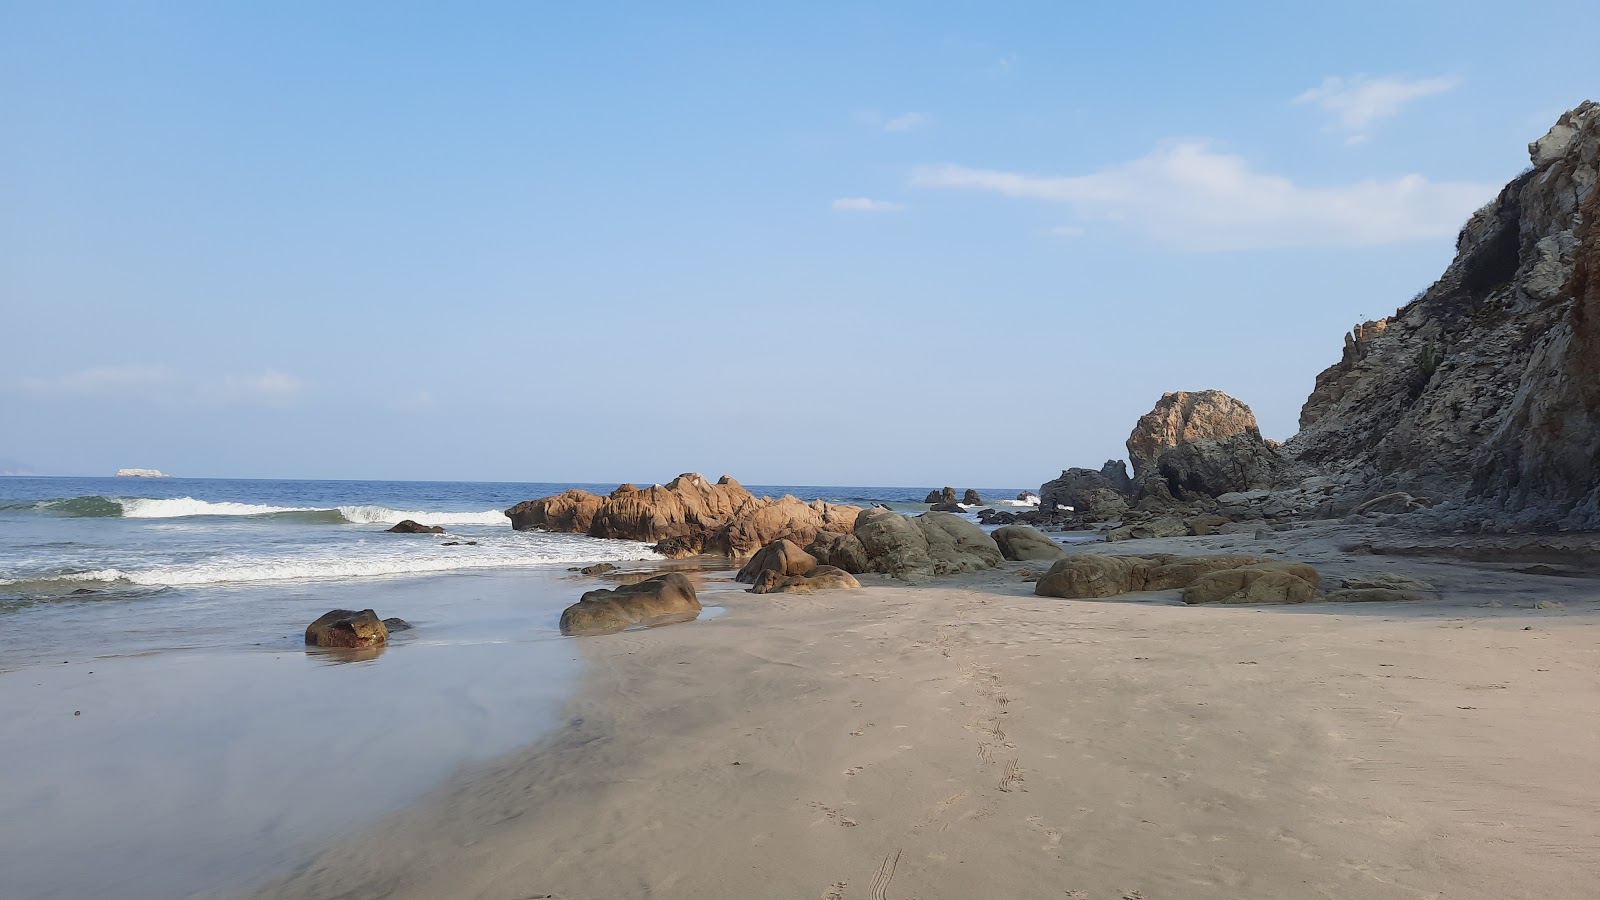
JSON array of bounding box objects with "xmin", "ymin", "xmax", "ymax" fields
[
  {"xmin": 1294, "ymin": 74, "xmax": 1459, "ymax": 141},
  {"xmin": 5, "ymin": 365, "xmax": 305, "ymax": 408},
  {"xmin": 856, "ymin": 110, "xmax": 930, "ymax": 133},
  {"xmin": 832, "ymin": 197, "xmax": 905, "ymax": 213},
  {"xmin": 911, "ymin": 141, "xmax": 1497, "ymax": 251}
]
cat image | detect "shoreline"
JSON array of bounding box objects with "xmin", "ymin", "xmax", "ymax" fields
[{"xmin": 239, "ymin": 523, "xmax": 1600, "ymax": 900}]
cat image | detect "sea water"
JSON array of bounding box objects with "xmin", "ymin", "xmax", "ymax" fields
[{"xmin": 0, "ymin": 476, "xmax": 1033, "ymax": 898}]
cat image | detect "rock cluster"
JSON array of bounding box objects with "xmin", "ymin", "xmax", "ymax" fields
[
  {"xmin": 506, "ymin": 474, "xmax": 862, "ymax": 559},
  {"xmin": 850, "ymin": 509, "xmax": 1002, "ymax": 582}
]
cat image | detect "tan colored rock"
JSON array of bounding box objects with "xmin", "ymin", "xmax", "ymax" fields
[
  {"xmin": 1106, "ymin": 516, "xmax": 1188, "ymax": 542},
  {"xmin": 1127, "ymin": 390, "xmax": 1269, "ymax": 483},
  {"xmin": 505, "ymin": 489, "xmax": 605, "ymax": 533},
  {"xmin": 750, "ymin": 565, "xmax": 861, "ymax": 595},
  {"xmin": 1140, "ymin": 554, "xmax": 1274, "ymax": 590},
  {"xmin": 1342, "ymin": 573, "xmax": 1435, "ymax": 593},
  {"xmin": 1180, "ymin": 563, "xmax": 1321, "ymax": 605},
  {"xmin": 1183, "ymin": 514, "xmax": 1232, "ymax": 536},
  {"xmin": 558, "ymin": 573, "xmax": 701, "ymax": 636},
  {"xmin": 992, "ymin": 524, "xmax": 1068, "ymax": 561},
  {"xmin": 507, "ymin": 474, "xmax": 860, "ymax": 560},
  {"xmin": 735, "ymin": 539, "xmax": 819, "ymax": 585},
  {"xmin": 805, "ymin": 530, "xmax": 869, "ymax": 574},
  {"xmin": 305, "ymin": 609, "xmax": 389, "ymax": 648},
  {"xmin": 853, "ymin": 509, "xmax": 1001, "ymax": 581}
]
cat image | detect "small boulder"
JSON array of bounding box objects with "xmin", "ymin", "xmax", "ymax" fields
[
  {"xmin": 306, "ymin": 609, "xmax": 389, "ymax": 648},
  {"xmin": 930, "ymin": 502, "xmax": 966, "ymax": 513},
  {"xmin": 1342, "ymin": 573, "xmax": 1435, "ymax": 593},
  {"xmin": 559, "ymin": 573, "xmax": 701, "ymax": 636},
  {"xmin": 1035, "ymin": 555, "xmax": 1151, "ymax": 598},
  {"xmin": 750, "ymin": 565, "xmax": 862, "ymax": 594},
  {"xmin": 1016, "ymin": 491, "xmax": 1040, "ymax": 503},
  {"xmin": 735, "ymin": 539, "xmax": 819, "ymax": 584},
  {"xmin": 1183, "ymin": 514, "xmax": 1232, "ymax": 536},
  {"xmin": 381, "ymin": 617, "xmax": 413, "ymax": 632},
  {"xmin": 387, "ymin": 519, "xmax": 444, "ymax": 534},
  {"xmin": 1324, "ymin": 588, "xmax": 1423, "ymax": 603},
  {"xmin": 579, "ymin": 563, "xmax": 618, "ymax": 575},
  {"xmin": 992, "ymin": 524, "xmax": 1069, "ymax": 561},
  {"xmin": 1353, "ymin": 492, "xmax": 1431, "ymax": 516},
  {"xmin": 1106, "ymin": 517, "xmax": 1188, "ymax": 542}
]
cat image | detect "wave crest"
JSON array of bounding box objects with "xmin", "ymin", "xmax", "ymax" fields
[{"xmin": 11, "ymin": 495, "xmax": 510, "ymax": 526}]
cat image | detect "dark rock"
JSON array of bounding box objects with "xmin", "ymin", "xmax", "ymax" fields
[
  {"xmin": 381, "ymin": 617, "xmax": 413, "ymax": 632},
  {"xmin": 962, "ymin": 489, "xmax": 983, "ymax": 505},
  {"xmin": 306, "ymin": 609, "xmax": 388, "ymax": 648},
  {"xmin": 387, "ymin": 519, "xmax": 444, "ymax": 534},
  {"xmin": 735, "ymin": 539, "xmax": 819, "ymax": 584},
  {"xmin": 579, "ymin": 563, "xmax": 619, "ymax": 575},
  {"xmin": 805, "ymin": 530, "xmax": 870, "ymax": 574}
]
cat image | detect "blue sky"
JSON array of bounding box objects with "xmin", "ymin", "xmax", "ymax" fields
[{"xmin": 2, "ymin": 1, "xmax": 1595, "ymax": 485}]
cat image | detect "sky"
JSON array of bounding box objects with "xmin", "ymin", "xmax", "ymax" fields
[{"xmin": 2, "ymin": 1, "xmax": 1596, "ymax": 486}]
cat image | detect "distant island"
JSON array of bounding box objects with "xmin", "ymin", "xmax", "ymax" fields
[{"xmin": 115, "ymin": 468, "xmax": 170, "ymax": 478}]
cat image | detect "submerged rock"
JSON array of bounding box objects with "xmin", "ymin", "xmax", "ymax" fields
[
  {"xmin": 306, "ymin": 609, "xmax": 389, "ymax": 648},
  {"xmin": 558, "ymin": 573, "xmax": 701, "ymax": 636},
  {"xmin": 386, "ymin": 520, "xmax": 444, "ymax": 534}
]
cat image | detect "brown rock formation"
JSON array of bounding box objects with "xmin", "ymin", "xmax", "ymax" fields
[
  {"xmin": 735, "ymin": 539, "xmax": 819, "ymax": 584},
  {"xmin": 305, "ymin": 609, "xmax": 389, "ymax": 648},
  {"xmin": 505, "ymin": 474, "xmax": 862, "ymax": 559},
  {"xmin": 749, "ymin": 565, "xmax": 861, "ymax": 595}
]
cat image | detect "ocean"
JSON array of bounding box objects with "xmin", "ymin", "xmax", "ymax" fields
[{"xmin": 0, "ymin": 475, "xmax": 1034, "ymax": 899}]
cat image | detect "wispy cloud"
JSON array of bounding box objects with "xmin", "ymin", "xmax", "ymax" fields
[
  {"xmin": 832, "ymin": 197, "xmax": 905, "ymax": 213},
  {"xmin": 1294, "ymin": 74, "xmax": 1459, "ymax": 143},
  {"xmin": 912, "ymin": 141, "xmax": 1496, "ymax": 251},
  {"xmin": 6, "ymin": 365, "xmax": 306, "ymax": 408},
  {"xmin": 855, "ymin": 110, "xmax": 930, "ymax": 133}
]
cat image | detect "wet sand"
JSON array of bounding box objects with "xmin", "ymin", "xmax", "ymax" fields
[{"xmin": 241, "ymin": 525, "xmax": 1600, "ymax": 900}]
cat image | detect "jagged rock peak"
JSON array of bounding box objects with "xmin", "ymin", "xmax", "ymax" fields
[{"xmin": 1284, "ymin": 100, "xmax": 1600, "ymax": 527}]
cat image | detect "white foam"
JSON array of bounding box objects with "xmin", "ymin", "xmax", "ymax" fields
[
  {"xmin": 335, "ymin": 505, "xmax": 510, "ymax": 526},
  {"xmin": 119, "ymin": 498, "xmax": 321, "ymax": 518}
]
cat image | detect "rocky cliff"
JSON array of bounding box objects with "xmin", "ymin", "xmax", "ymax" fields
[{"xmin": 1283, "ymin": 101, "xmax": 1600, "ymax": 528}]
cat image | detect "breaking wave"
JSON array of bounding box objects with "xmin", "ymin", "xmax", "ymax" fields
[{"xmin": 11, "ymin": 496, "xmax": 510, "ymax": 526}]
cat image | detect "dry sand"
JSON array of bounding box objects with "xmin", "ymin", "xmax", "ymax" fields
[{"xmin": 243, "ymin": 525, "xmax": 1600, "ymax": 900}]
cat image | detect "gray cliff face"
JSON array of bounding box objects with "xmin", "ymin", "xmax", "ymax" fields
[{"xmin": 1283, "ymin": 101, "xmax": 1600, "ymax": 526}]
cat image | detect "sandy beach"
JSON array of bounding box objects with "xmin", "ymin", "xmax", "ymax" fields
[{"xmin": 241, "ymin": 525, "xmax": 1600, "ymax": 900}]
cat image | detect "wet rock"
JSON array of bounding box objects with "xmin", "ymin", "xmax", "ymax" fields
[
  {"xmin": 962, "ymin": 489, "xmax": 984, "ymax": 505},
  {"xmin": 579, "ymin": 563, "xmax": 618, "ymax": 575},
  {"xmin": 559, "ymin": 573, "xmax": 701, "ymax": 636},
  {"xmin": 387, "ymin": 520, "xmax": 444, "ymax": 534},
  {"xmin": 735, "ymin": 539, "xmax": 819, "ymax": 584},
  {"xmin": 381, "ymin": 617, "xmax": 413, "ymax": 632},
  {"xmin": 306, "ymin": 609, "xmax": 389, "ymax": 648}
]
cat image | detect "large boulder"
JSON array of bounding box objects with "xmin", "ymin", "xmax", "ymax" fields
[
  {"xmin": 505, "ymin": 488, "xmax": 604, "ymax": 533},
  {"xmin": 506, "ymin": 474, "xmax": 861, "ymax": 559},
  {"xmin": 750, "ymin": 565, "xmax": 861, "ymax": 595},
  {"xmin": 558, "ymin": 573, "xmax": 701, "ymax": 636},
  {"xmin": 805, "ymin": 530, "xmax": 869, "ymax": 574},
  {"xmin": 1126, "ymin": 391, "xmax": 1281, "ymax": 498},
  {"xmin": 306, "ymin": 609, "xmax": 389, "ymax": 648},
  {"xmin": 735, "ymin": 539, "xmax": 819, "ymax": 584},
  {"xmin": 962, "ymin": 489, "xmax": 984, "ymax": 505},
  {"xmin": 853, "ymin": 509, "xmax": 1002, "ymax": 581},
  {"xmin": 1039, "ymin": 462, "xmax": 1131, "ymax": 515},
  {"xmin": 992, "ymin": 524, "xmax": 1069, "ymax": 561},
  {"xmin": 1034, "ymin": 555, "xmax": 1153, "ymax": 598}
]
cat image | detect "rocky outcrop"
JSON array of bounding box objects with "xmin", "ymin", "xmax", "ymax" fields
[
  {"xmin": 506, "ymin": 489, "xmax": 604, "ymax": 533},
  {"xmin": 1126, "ymin": 391, "xmax": 1281, "ymax": 498},
  {"xmin": 1284, "ymin": 101, "xmax": 1600, "ymax": 527},
  {"xmin": 962, "ymin": 489, "xmax": 984, "ymax": 505},
  {"xmin": 853, "ymin": 509, "xmax": 1002, "ymax": 582},
  {"xmin": 735, "ymin": 539, "xmax": 819, "ymax": 584},
  {"xmin": 386, "ymin": 519, "xmax": 444, "ymax": 534},
  {"xmin": 306, "ymin": 609, "xmax": 389, "ymax": 648},
  {"xmin": 924, "ymin": 487, "xmax": 958, "ymax": 505},
  {"xmin": 991, "ymin": 524, "xmax": 1068, "ymax": 561},
  {"xmin": 1039, "ymin": 461, "xmax": 1131, "ymax": 514},
  {"xmin": 558, "ymin": 573, "xmax": 701, "ymax": 636},
  {"xmin": 750, "ymin": 565, "xmax": 861, "ymax": 594},
  {"xmin": 506, "ymin": 474, "xmax": 862, "ymax": 559}
]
